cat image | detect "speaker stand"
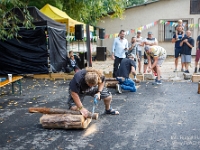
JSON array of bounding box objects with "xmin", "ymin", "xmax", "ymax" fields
[
  {"xmin": 100, "ymin": 39, "xmax": 103, "ymax": 47},
  {"xmin": 78, "ymin": 40, "xmax": 80, "ymax": 52}
]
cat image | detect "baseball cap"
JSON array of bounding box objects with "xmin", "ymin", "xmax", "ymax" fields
[
  {"xmin": 144, "ymin": 45, "xmax": 150, "ymax": 51},
  {"xmin": 137, "ymin": 30, "xmax": 141, "ymax": 33},
  {"xmin": 127, "ymin": 53, "xmax": 135, "ymax": 58},
  {"xmin": 148, "ymin": 31, "xmax": 153, "ymax": 35}
]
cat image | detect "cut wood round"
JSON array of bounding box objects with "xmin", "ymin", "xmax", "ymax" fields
[
  {"xmin": 40, "ymin": 114, "xmax": 91, "ymax": 129},
  {"xmin": 29, "ymin": 107, "xmax": 98, "ymax": 120}
]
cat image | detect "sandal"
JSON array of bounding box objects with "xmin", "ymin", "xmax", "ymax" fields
[{"xmin": 105, "ymin": 107, "xmax": 119, "ymax": 115}]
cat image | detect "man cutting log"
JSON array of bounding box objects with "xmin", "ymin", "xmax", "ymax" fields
[{"xmin": 68, "ymin": 67, "xmax": 119, "ymax": 118}]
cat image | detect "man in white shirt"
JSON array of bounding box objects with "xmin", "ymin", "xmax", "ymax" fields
[
  {"xmin": 112, "ymin": 30, "xmax": 129, "ymax": 77},
  {"xmin": 135, "ymin": 30, "xmax": 143, "ymax": 74},
  {"xmin": 143, "ymin": 31, "xmax": 158, "ymax": 73}
]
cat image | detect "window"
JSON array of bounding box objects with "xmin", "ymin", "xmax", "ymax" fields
[
  {"xmin": 190, "ymin": 0, "xmax": 200, "ymax": 14},
  {"xmin": 164, "ymin": 20, "xmax": 188, "ymax": 41},
  {"xmin": 158, "ymin": 19, "xmax": 192, "ymax": 42}
]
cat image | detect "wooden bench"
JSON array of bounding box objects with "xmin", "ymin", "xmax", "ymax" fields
[{"xmin": 0, "ymin": 76, "xmax": 23, "ymax": 95}]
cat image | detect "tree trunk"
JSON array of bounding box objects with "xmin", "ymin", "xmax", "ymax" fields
[{"xmin": 29, "ymin": 107, "xmax": 98, "ymax": 120}]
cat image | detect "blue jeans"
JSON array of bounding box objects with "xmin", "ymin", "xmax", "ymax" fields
[{"xmin": 116, "ymin": 78, "xmax": 137, "ymax": 92}]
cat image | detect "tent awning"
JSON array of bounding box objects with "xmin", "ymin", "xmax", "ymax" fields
[{"xmin": 40, "ymin": 4, "xmax": 93, "ymax": 33}]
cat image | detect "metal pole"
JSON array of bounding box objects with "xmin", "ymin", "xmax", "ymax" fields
[{"xmin": 86, "ymin": 24, "xmax": 92, "ymax": 67}]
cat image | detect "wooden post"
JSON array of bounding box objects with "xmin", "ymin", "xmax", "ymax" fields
[{"xmin": 198, "ymin": 81, "xmax": 200, "ymax": 94}]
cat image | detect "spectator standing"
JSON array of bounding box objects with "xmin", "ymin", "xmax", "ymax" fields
[
  {"xmin": 172, "ymin": 25, "xmax": 185, "ymax": 72},
  {"xmin": 143, "ymin": 31, "xmax": 158, "ymax": 73},
  {"xmin": 127, "ymin": 37, "xmax": 138, "ymax": 69},
  {"xmin": 194, "ymin": 35, "xmax": 200, "ymax": 73},
  {"xmin": 135, "ymin": 30, "xmax": 143, "ymax": 73},
  {"xmin": 180, "ymin": 30, "xmax": 194, "ymax": 73},
  {"xmin": 112, "ymin": 30, "xmax": 129, "ymax": 78}
]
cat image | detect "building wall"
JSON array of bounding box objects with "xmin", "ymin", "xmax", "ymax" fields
[{"xmin": 97, "ymin": 0, "xmax": 199, "ymax": 55}]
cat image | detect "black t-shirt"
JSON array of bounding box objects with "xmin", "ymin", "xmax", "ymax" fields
[
  {"xmin": 117, "ymin": 58, "xmax": 136, "ymax": 78},
  {"xmin": 69, "ymin": 69, "xmax": 105, "ymax": 94},
  {"xmin": 197, "ymin": 36, "xmax": 200, "ymax": 48},
  {"xmin": 181, "ymin": 36, "xmax": 194, "ymax": 55},
  {"xmin": 173, "ymin": 33, "xmax": 184, "ymax": 48}
]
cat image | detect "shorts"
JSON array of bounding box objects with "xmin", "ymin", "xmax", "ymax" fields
[
  {"xmin": 195, "ymin": 50, "xmax": 200, "ymax": 62},
  {"xmin": 67, "ymin": 86, "xmax": 111, "ymax": 109},
  {"xmin": 181, "ymin": 54, "xmax": 191, "ymax": 63},
  {"xmin": 137, "ymin": 51, "xmax": 142, "ymax": 61},
  {"xmin": 175, "ymin": 47, "xmax": 182, "ymax": 58},
  {"xmin": 144, "ymin": 52, "xmax": 154, "ymax": 65},
  {"xmin": 157, "ymin": 54, "xmax": 167, "ymax": 66}
]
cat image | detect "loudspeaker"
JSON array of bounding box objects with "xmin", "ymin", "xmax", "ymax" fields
[
  {"xmin": 75, "ymin": 24, "xmax": 84, "ymax": 40},
  {"xmin": 96, "ymin": 47, "xmax": 107, "ymax": 61},
  {"xmin": 99, "ymin": 29, "xmax": 105, "ymax": 39}
]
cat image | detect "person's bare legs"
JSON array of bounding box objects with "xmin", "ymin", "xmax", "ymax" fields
[
  {"xmin": 185, "ymin": 62, "xmax": 189, "ymax": 71},
  {"xmin": 138, "ymin": 59, "xmax": 141, "ymax": 73},
  {"xmin": 143, "ymin": 64, "xmax": 147, "ymax": 73},
  {"xmin": 174, "ymin": 57, "xmax": 178, "ymax": 71},
  {"xmin": 103, "ymin": 95, "xmax": 112, "ymax": 110},
  {"xmin": 156, "ymin": 65, "xmax": 161, "ymax": 80},
  {"xmin": 103, "ymin": 95, "xmax": 119, "ymax": 114}
]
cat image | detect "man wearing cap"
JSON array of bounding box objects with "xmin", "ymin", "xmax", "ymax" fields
[
  {"xmin": 115, "ymin": 53, "xmax": 137, "ymax": 93},
  {"xmin": 136, "ymin": 30, "xmax": 143, "ymax": 74},
  {"xmin": 143, "ymin": 31, "xmax": 158, "ymax": 73},
  {"xmin": 145, "ymin": 45, "xmax": 167, "ymax": 84},
  {"xmin": 112, "ymin": 30, "xmax": 129, "ymax": 78}
]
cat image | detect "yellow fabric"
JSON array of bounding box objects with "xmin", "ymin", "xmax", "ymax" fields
[{"xmin": 40, "ymin": 4, "xmax": 93, "ymax": 33}]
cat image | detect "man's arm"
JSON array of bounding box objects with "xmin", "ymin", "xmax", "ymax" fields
[
  {"xmin": 71, "ymin": 91, "xmax": 90, "ymax": 118},
  {"xmin": 151, "ymin": 56, "xmax": 158, "ymax": 69},
  {"xmin": 71, "ymin": 91, "xmax": 83, "ymax": 109},
  {"xmin": 131, "ymin": 66, "xmax": 136, "ymax": 76},
  {"xmin": 112, "ymin": 39, "xmax": 116, "ymax": 59}
]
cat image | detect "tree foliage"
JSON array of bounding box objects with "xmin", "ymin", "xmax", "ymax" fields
[
  {"xmin": 0, "ymin": 0, "xmax": 34, "ymax": 40},
  {"xmin": 0, "ymin": 0, "xmax": 149, "ymax": 40}
]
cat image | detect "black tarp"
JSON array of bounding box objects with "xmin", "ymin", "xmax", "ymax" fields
[
  {"xmin": 0, "ymin": 27, "xmax": 48, "ymax": 74},
  {"xmin": 0, "ymin": 6, "xmax": 67, "ymax": 74}
]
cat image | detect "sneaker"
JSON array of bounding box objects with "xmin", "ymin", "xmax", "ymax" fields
[
  {"xmin": 184, "ymin": 70, "xmax": 189, "ymax": 73},
  {"xmin": 181, "ymin": 68, "xmax": 185, "ymax": 72},
  {"xmin": 116, "ymin": 84, "xmax": 122, "ymax": 94},
  {"xmin": 173, "ymin": 69, "xmax": 177, "ymax": 72},
  {"xmin": 155, "ymin": 77, "xmax": 158, "ymax": 82},
  {"xmin": 156, "ymin": 80, "xmax": 162, "ymax": 85},
  {"xmin": 194, "ymin": 67, "xmax": 197, "ymax": 73}
]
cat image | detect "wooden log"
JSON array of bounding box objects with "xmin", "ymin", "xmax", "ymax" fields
[
  {"xmin": 40, "ymin": 114, "xmax": 89, "ymax": 129},
  {"xmin": 105, "ymin": 81, "xmax": 119, "ymax": 88},
  {"xmin": 29, "ymin": 107, "xmax": 98, "ymax": 120},
  {"xmin": 198, "ymin": 81, "xmax": 200, "ymax": 94},
  {"xmin": 105, "ymin": 78, "xmax": 117, "ymax": 81}
]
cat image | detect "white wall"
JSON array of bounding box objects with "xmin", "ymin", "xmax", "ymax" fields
[{"xmin": 97, "ymin": 0, "xmax": 199, "ymax": 55}]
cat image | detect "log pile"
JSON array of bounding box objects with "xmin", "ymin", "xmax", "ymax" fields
[{"xmin": 29, "ymin": 107, "xmax": 98, "ymax": 129}]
